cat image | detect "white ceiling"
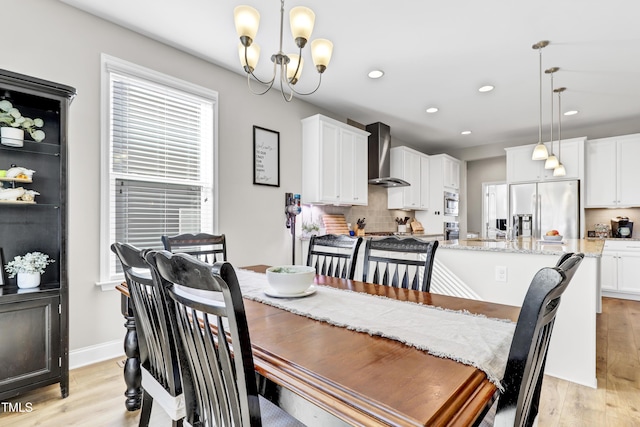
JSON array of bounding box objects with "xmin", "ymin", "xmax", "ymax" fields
[{"xmin": 62, "ymin": 0, "xmax": 640, "ymax": 154}]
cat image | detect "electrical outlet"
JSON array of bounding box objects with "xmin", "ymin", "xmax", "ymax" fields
[{"xmin": 495, "ymin": 266, "xmax": 507, "ymax": 282}]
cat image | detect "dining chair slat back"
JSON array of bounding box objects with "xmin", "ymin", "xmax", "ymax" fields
[
  {"xmin": 306, "ymin": 234, "xmax": 363, "ymax": 280},
  {"xmin": 479, "ymin": 252, "xmax": 584, "ymax": 427},
  {"xmin": 161, "ymin": 233, "xmax": 227, "ymax": 264},
  {"xmin": 111, "ymin": 243, "xmax": 184, "ymax": 427},
  {"xmin": 145, "ymin": 252, "xmax": 304, "ymax": 427},
  {"xmin": 362, "ymin": 236, "xmax": 439, "ymax": 292}
]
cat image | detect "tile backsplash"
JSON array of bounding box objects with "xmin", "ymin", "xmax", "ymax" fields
[
  {"xmin": 300, "ymin": 185, "xmax": 415, "ymax": 233},
  {"xmin": 585, "ymin": 207, "xmax": 640, "ymax": 236}
]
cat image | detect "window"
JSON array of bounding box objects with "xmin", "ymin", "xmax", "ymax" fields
[{"xmin": 99, "ymin": 55, "xmax": 218, "ymax": 288}]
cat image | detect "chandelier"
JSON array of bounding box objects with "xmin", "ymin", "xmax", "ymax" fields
[
  {"xmin": 531, "ymin": 41, "xmax": 549, "ymax": 160},
  {"xmin": 234, "ymin": 0, "xmax": 333, "ymax": 102}
]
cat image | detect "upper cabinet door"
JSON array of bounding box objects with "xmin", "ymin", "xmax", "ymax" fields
[
  {"xmin": 318, "ymin": 121, "xmax": 340, "ymax": 203},
  {"xmin": 352, "ymin": 132, "xmax": 368, "ymax": 205},
  {"xmin": 420, "ymin": 155, "xmax": 430, "ymax": 209},
  {"xmin": 339, "ymin": 130, "xmax": 355, "ymax": 203},
  {"xmin": 585, "ymin": 138, "xmax": 617, "ymax": 207},
  {"xmin": 585, "ymin": 135, "xmax": 640, "ymax": 208},
  {"xmin": 618, "ymin": 138, "xmax": 640, "ymax": 206},
  {"xmin": 506, "ymin": 145, "xmax": 544, "ymax": 183},
  {"xmin": 443, "ymin": 156, "xmax": 460, "ymax": 189}
]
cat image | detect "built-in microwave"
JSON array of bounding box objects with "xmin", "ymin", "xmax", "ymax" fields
[{"xmin": 444, "ymin": 191, "xmax": 459, "ymax": 216}]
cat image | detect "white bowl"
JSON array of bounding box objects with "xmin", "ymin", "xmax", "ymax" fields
[
  {"xmin": 266, "ymin": 265, "xmax": 315, "ymax": 295},
  {"xmin": 543, "ymin": 234, "xmax": 563, "ymax": 241}
]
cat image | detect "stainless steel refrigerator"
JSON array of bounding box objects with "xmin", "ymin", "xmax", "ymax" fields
[{"xmin": 509, "ymin": 180, "xmax": 580, "ymax": 239}]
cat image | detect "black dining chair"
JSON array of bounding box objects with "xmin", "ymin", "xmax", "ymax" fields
[
  {"xmin": 111, "ymin": 243, "xmax": 184, "ymax": 427},
  {"xmin": 362, "ymin": 236, "xmax": 439, "ymax": 292},
  {"xmin": 477, "ymin": 252, "xmax": 584, "ymax": 427},
  {"xmin": 145, "ymin": 251, "xmax": 304, "ymax": 427},
  {"xmin": 306, "ymin": 234, "xmax": 363, "ymax": 280},
  {"xmin": 161, "ymin": 233, "xmax": 227, "ymax": 264}
]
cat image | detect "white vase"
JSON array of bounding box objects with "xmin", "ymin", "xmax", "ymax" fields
[
  {"xmin": 17, "ymin": 272, "xmax": 41, "ymax": 289},
  {"xmin": 1, "ymin": 127, "xmax": 24, "ymax": 147},
  {"xmin": 398, "ymin": 224, "xmax": 407, "ymax": 233}
]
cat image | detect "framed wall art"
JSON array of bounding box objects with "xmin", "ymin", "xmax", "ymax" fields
[{"xmin": 253, "ymin": 126, "xmax": 280, "ymax": 187}]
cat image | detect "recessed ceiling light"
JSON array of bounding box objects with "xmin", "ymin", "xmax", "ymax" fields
[
  {"xmin": 478, "ymin": 85, "xmax": 494, "ymax": 93},
  {"xmin": 426, "ymin": 107, "xmax": 439, "ymax": 113},
  {"xmin": 461, "ymin": 130, "xmax": 472, "ymax": 135},
  {"xmin": 368, "ymin": 70, "xmax": 384, "ymax": 79},
  {"xmin": 564, "ymin": 110, "xmax": 579, "ymax": 116}
]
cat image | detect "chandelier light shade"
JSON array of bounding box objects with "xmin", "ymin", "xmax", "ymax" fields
[
  {"xmin": 532, "ymin": 40, "xmax": 549, "ymax": 161},
  {"xmin": 234, "ymin": 0, "xmax": 333, "ymax": 101},
  {"xmin": 544, "ymin": 67, "xmax": 560, "ymax": 169},
  {"xmin": 289, "ymin": 6, "xmax": 315, "ymax": 46},
  {"xmin": 234, "ymin": 6, "xmax": 260, "ymax": 43},
  {"xmin": 311, "ymin": 39, "xmax": 334, "ymax": 72},
  {"xmin": 553, "ymin": 87, "xmax": 567, "ymax": 177}
]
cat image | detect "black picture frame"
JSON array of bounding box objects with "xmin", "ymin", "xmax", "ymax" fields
[
  {"xmin": 0, "ymin": 248, "xmax": 6, "ymax": 286},
  {"xmin": 253, "ymin": 126, "xmax": 280, "ymax": 187}
]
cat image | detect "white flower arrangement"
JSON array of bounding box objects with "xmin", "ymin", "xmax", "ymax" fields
[
  {"xmin": 5, "ymin": 251, "xmax": 55, "ymax": 278},
  {"xmin": 0, "ymin": 100, "xmax": 46, "ymax": 142}
]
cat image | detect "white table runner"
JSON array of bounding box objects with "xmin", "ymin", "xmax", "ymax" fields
[{"xmin": 236, "ymin": 269, "xmax": 516, "ymax": 389}]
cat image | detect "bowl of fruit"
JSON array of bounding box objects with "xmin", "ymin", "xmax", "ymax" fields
[{"xmin": 543, "ymin": 230, "xmax": 563, "ymax": 241}]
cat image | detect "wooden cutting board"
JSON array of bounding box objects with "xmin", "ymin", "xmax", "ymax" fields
[
  {"xmin": 322, "ymin": 214, "xmax": 350, "ymax": 235},
  {"xmin": 411, "ymin": 220, "xmax": 424, "ymax": 233}
]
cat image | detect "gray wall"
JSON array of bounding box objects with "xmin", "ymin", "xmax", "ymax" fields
[
  {"xmin": 465, "ymin": 156, "xmax": 507, "ymax": 233},
  {"xmin": 5, "ymin": 0, "xmax": 339, "ymax": 357}
]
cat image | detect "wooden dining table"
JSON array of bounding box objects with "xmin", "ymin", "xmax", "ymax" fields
[{"xmin": 116, "ymin": 264, "xmax": 520, "ymax": 427}]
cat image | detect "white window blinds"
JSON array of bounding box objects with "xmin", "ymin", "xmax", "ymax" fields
[{"xmin": 100, "ymin": 56, "xmax": 218, "ymax": 284}]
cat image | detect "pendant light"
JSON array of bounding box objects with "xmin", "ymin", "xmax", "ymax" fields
[
  {"xmin": 553, "ymin": 87, "xmax": 567, "ymax": 177},
  {"xmin": 532, "ymin": 41, "xmax": 549, "ymax": 160},
  {"xmin": 544, "ymin": 67, "xmax": 560, "ymax": 169}
]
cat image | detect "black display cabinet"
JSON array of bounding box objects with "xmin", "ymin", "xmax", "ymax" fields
[{"xmin": 0, "ymin": 69, "xmax": 75, "ymax": 400}]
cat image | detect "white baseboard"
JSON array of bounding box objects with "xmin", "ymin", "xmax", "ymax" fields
[{"xmin": 69, "ymin": 340, "xmax": 124, "ymax": 370}]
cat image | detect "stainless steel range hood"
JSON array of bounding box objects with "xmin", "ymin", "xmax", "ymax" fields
[{"xmin": 366, "ymin": 122, "xmax": 410, "ymax": 187}]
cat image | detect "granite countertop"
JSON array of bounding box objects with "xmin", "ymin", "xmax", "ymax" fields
[
  {"xmin": 438, "ymin": 237, "xmax": 604, "ymax": 258},
  {"xmin": 299, "ymin": 232, "xmax": 444, "ymax": 241}
]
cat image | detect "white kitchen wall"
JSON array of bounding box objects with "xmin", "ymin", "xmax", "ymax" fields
[{"xmin": 4, "ymin": 0, "xmax": 340, "ymax": 361}]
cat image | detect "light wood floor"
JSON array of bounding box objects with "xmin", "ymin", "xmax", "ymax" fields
[{"xmin": 2, "ymin": 297, "xmax": 640, "ymax": 426}]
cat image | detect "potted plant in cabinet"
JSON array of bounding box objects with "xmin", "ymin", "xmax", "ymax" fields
[
  {"xmin": 4, "ymin": 251, "xmax": 55, "ymax": 288},
  {"xmin": 0, "ymin": 99, "xmax": 46, "ymax": 147}
]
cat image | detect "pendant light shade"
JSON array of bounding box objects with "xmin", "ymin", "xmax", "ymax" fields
[
  {"xmin": 532, "ymin": 143, "xmax": 549, "ymax": 160},
  {"xmin": 289, "ymin": 6, "xmax": 315, "ymax": 48},
  {"xmin": 234, "ymin": 6, "xmax": 260, "ymax": 44},
  {"xmin": 545, "ymin": 154, "xmax": 559, "ymax": 169},
  {"xmin": 532, "ymin": 41, "xmax": 549, "ymax": 161},
  {"xmin": 553, "ymin": 163, "xmax": 566, "ymax": 177}
]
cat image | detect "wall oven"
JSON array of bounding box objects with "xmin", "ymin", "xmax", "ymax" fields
[
  {"xmin": 444, "ymin": 191, "xmax": 459, "ymax": 216},
  {"xmin": 444, "ymin": 221, "xmax": 459, "ymax": 240}
]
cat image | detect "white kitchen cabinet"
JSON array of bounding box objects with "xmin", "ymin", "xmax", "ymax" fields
[
  {"xmin": 302, "ymin": 114, "xmax": 369, "ymax": 206},
  {"xmin": 505, "ymin": 137, "xmax": 585, "ymax": 183},
  {"xmin": 420, "ymin": 155, "xmax": 430, "ymax": 210},
  {"xmin": 586, "ymin": 134, "xmax": 640, "ymax": 207},
  {"xmin": 387, "ymin": 146, "xmax": 427, "ymax": 210},
  {"xmin": 442, "ymin": 155, "xmax": 460, "ymax": 190},
  {"xmin": 414, "ymin": 153, "xmax": 461, "ymax": 234},
  {"xmin": 601, "ymin": 240, "xmax": 640, "ymax": 300}
]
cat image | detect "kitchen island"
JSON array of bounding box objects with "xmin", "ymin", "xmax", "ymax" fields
[{"xmin": 435, "ymin": 237, "xmax": 604, "ymax": 388}]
